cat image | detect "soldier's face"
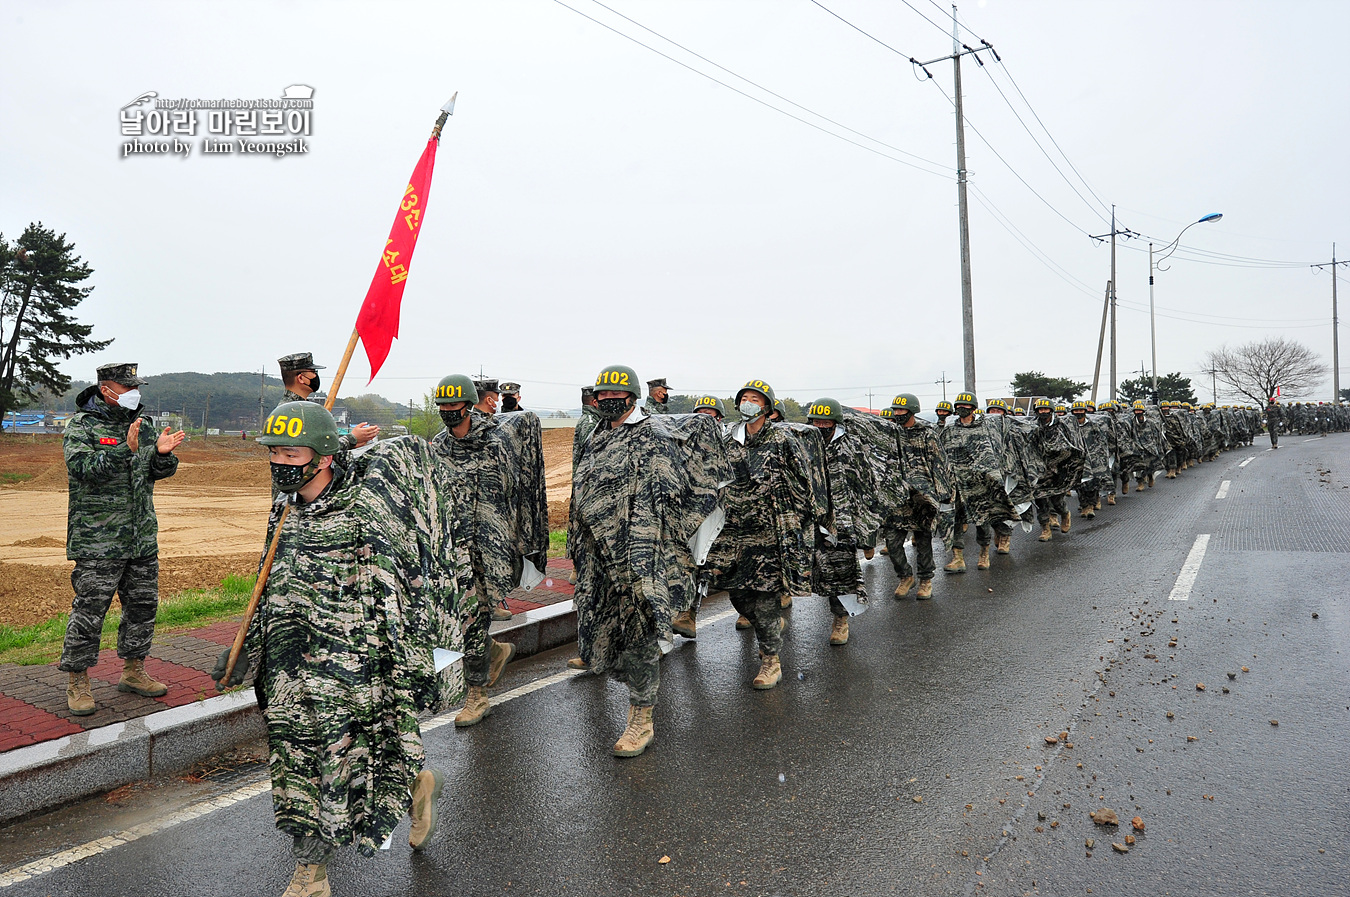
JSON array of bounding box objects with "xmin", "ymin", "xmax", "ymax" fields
[
  {"xmin": 810, "ymin": 419, "xmax": 834, "ymax": 431},
  {"xmin": 268, "ymin": 445, "xmax": 321, "ymax": 467},
  {"xmin": 478, "ymin": 392, "xmax": 499, "ymax": 413},
  {"xmin": 696, "ymin": 408, "xmax": 721, "ymax": 420},
  {"xmin": 652, "ymin": 387, "xmax": 668, "ymax": 403}
]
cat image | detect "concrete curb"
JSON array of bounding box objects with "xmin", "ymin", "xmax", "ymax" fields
[{"xmin": 0, "ymin": 600, "xmax": 579, "ymax": 824}]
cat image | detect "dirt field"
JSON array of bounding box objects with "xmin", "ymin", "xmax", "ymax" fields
[{"xmin": 0, "ymin": 429, "xmax": 576, "ymax": 629}]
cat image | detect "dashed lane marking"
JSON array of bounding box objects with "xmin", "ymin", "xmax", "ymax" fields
[
  {"xmin": 1216, "ymin": 480, "xmax": 1231, "ymax": 500},
  {"xmin": 1239, "ymin": 456, "xmax": 1255, "ymax": 468},
  {"xmin": 1168, "ymin": 534, "xmax": 1211, "ymax": 601},
  {"xmin": 0, "ymin": 606, "xmax": 742, "ymax": 888}
]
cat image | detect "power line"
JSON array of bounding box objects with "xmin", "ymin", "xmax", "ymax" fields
[
  {"xmin": 807, "ymin": 0, "xmax": 914, "ymax": 58},
  {"xmin": 900, "ymin": 0, "xmax": 961, "ymax": 40},
  {"xmin": 550, "ymin": 0, "xmax": 954, "ymax": 179}
]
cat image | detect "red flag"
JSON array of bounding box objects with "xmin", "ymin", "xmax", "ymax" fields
[{"xmin": 355, "ymin": 137, "xmax": 439, "ymax": 381}]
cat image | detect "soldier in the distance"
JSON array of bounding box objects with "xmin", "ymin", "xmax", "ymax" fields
[
  {"xmin": 60, "ymin": 363, "xmax": 186, "ymax": 715},
  {"xmin": 1265, "ymin": 397, "xmax": 1283, "ymax": 449},
  {"xmin": 499, "ymin": 381, "xmax": 524, "ymax": 412},
  {"xmin": 644, "ymin": 378, "xmax": 670, "ymax": 415},
  {"xmin": 473, "ymin": 378, "xmax": 500, "ymax": 416}
]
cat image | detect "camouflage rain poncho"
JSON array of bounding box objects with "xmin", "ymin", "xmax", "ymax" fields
[
  {"xmin": 1077, "ymin": 414, "xmax": 1113, "ymax": 494},
  {"xmin": 892, "ymin": 416, "xmax": 958, "ymax": 549},
  {"xmin": 1028, "ymin": 414, "xmax": 1086, "ymax": 498},
  {"xmin": 571, "ymin": 412, "xmax": 728, "ymax": 672},
  {"xmin": 431, "ymin": 410, "xmax": 548, "ymax": 606},
  {"xmin": 1132, "ymin": 409, "xmax": 1168, "ymax": 475},
  {"xmin": 709, "ymin": 419, "xmax": 830, "ymax": 596},
  {"xmin": 838, "ymin": 408, "xmax": 909, "ymax": 532},
  {"xmin": 812, "ymin": 422, "xmax": 879, "ymax": 597},
  {"xmin": 247, "ymin": 437, "xmax": 466, "ymax": 857},
  {"xmin": 937, "ymin": 415, "xmax": 1027, "ymax": 528}
]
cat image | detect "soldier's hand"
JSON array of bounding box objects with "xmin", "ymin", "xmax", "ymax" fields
[
  {"xmin": 127, "ymin": 420, "xmax": 140, "ymax": 453},
  {"xmin": 156, "ymin": 427, "xmax": 186, "ymax": 455},
  {"xmin": 210, "ymin": 649, "xmax": 250, "ymax": 690},
  {"xmin": 350, "ymin": 422, "xmax": 380, "ymax": 446}
]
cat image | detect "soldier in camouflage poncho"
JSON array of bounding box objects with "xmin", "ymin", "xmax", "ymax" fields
[
  {"xmin": 804, "ymin": 398, "xmax": 879, "ymax": 645},
  {"xmin": 709, "ymin": 379, "xmax": 829, "ymax": 690},
  {"xmin": 429, "ymin": 375, "xmax": 548, "ymax": 727},
  {"xmin": 1070, "ymin": 402, "xmax": 1111, "ymax": 517},
  {"xmin": 1030, "ymin": 399, "xmax": 1085, "ymax": 541},
  {"xmin": 885, "ymin": 394, "xmax": 957, "ymax": 589},
  {"xmin": 940, "ymin": 397, "xmax": 1031, "ymax": 562},
  {"xmin": 60, "ymin": 363, "xmax": 186, "ymax": 716},
  {"xmin": 571, "ymin": 366, "xmax": 727, "ymax": 757},
  {"xmin": 1130, "ymin": 402, "xmax": 1167, "ymax": 488},
  {"xmin": 774, "ymin": 417, "xmax": 833, "ymax": 611},
  {"xmin": 214, "ymin": 402, "xmax": 464, "ymax": 897}
]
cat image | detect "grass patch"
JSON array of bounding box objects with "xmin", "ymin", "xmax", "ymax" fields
[
  {"xmin": 0, "ymin": 573, "xmax": 257, "ymax": 666},
  {"xmin": 548, "ymin": 529, "xmax": 568, "ymax": 559},
  {"xmin": 0, "ymin": 472, "xmax": 34, "ymax": 485}
]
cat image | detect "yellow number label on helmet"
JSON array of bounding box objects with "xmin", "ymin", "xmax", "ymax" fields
[
  {"xmin": 435, "ymin": 384, "xmax": 464, "ymax": 400},
  {"xmin": 808, "ymin": 403, "xmax": 834, "ymax": 416},
  {"xmin": 266, "ymin": 415, "xmax": 304, "ymax": 438},
  {"xmin": 595, "ymin": 370, "xmax": 630, "ymax": 386},
  {"xmin": 744, "ymin": 379, "xmax": 770, "ymax": 391}
]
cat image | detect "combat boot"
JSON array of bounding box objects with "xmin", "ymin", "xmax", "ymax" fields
[
  {"xmin": 752, "ymin": 652, "xmax": 782, "ymax": 689},
  {"xmin": 408, "ymin": 768, "xmax": 444, "ymax": 850},
  {"xmin": 944, "ymin": 549, "xmax": 966, "ymax": 573},
  {"xmin": 735, "ymin": 615, "xmax": 752, "ymax": 630},
  {"xmin": 117, "ymin": 659, "xmax": 167, "ymax": 697},
  {"xmin": 829, "ymin": 616, "xmax": 849, "ymax": 646},
  {"xmin": 454, "ymin": 686, "xmax": 492, "ymax": 727},
  {"xmin": 893, "ymin": 575, "xmax": 915, "ymax": 598},
  {"xmin": 671, "ymin": 609, "xmax": 697, "ymax": 639},
  {"xmin": 491, "ymin": 601, "xmax": 513, "ymax": 622},
  {"xmin": 780, "ymin": 594, "xmax": 793, "ymax": 609},
  {"xmin": 1147, "ymin": 474, "xmax": 1156, "ymax": 488},
  {"xmin": 1059, "ymin": 513, "xmax": 1071, "ymax": 534},
  {"xmin": 1039, "ymin": 522, "xmax": 1053, "ymax": 542},
  {"xmin": 995, "ymin": 533, "xmax": 1012, "ymax": 555},
  {"xmin": 566, "ymin": 656, "xmax": 589, "ymax": 671},
  {"xmin": 976, "ymin": 546, "xmax": 990, "ymax": 570},
  {"xmin": 1136, "ymin": 481, "xmax": 1146, "ymax": 492},
  {"xmin": 1049, "ymin": 513, "xmax": 1061, "ymax": 530},
  {"xmin": 67, "ymin": 671, "xmax": 95, "ymax": 716},
  {"xmin": 613, "ymin": 705, "xmax": 655, "ymax": 757},
  {"xmin": 281, "ymin": 863, "xmax": 330, "ymax": 897},
  {"xmin": 1083, "ymin": 508, "xmax": 1095, "ymax": 519},
  {"xmin": 1107, "ymin": 494, "xmax": 1116, "ymax": 505},
  {"xmin": 915, "ymin": 579, "xmax": 934, "ymax": 600},
  {"xmin": 486, "ymin": 639, "xmax": 515, "ymax": 687}
]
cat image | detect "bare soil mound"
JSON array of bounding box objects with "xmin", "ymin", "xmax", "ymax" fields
[
  {"xmin": 10, "ymin": 536, "xmax": 65, "ymax": 548},
  {"xmin": 542, "ymin": 428, "xmax": 574, "ymax": 529},
  {"xmin": 13, "ymin": 464, "xmax": 69, "ymax": 492},
  {"xmin": 161, "ymin": 462, "xmax": 271, "ymax": 491}
]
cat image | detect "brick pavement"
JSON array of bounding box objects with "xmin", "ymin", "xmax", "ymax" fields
[{"xmin": 0, "ymin": 558, "xmax": 575, "ymax": 755}]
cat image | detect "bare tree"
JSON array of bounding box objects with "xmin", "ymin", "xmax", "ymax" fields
[{"xmin": 1202, "ymin": 336, "xmax": 1328, "ymax": 404}]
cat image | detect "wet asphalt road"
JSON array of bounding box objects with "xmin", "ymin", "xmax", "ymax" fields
[{"xmin": 3, "ymin": 435, "xmax": 1348, "ymax": 897}]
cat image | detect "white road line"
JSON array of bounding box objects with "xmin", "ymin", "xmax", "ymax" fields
[
  {"xmin": 1303, "ymin": 437, "xmax": 1319, "ymax": 443},
  {"xmin": 1239, "ymin": 456, "xmax": 1255, "ymax": 468},
  {"xmin": 1215, "ymin": 480, "xmax": 1231, "ymax": 500},
  {"xmin": 0, "ymin": 605, "xmax": 744, "ymax": 887},
  {"xmin": 1168, "ymin": 534, "xmax": 1211, "ymax": 601}
]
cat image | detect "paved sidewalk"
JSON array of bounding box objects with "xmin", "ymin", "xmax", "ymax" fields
[{"xmin": 0, "ymin": 558, "xmax": 575, "ymax": 756}]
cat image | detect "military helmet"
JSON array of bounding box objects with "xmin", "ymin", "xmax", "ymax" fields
[
  {"xmin": 735, "ymin": 378, "xmax": 777, "ymax": 408},
  {"xmin": 1012, "ymin": 406, "xmax": 1027, "ymax": 415},
  {"xmin": 890, "ymin": 393, "xmax": 920, "ymax": 413},
  {"xmin": 935, "ymin": 400, "xmax": 954, "ymax": 414},
  {"xmin": 693, "ymin": 395, "xmax": 725, "ymax": 418},
  {"xmin": 987, "ymin": 398, "xmax": 1008, "ymax": 412},
  {"xmin": 953, "ymin": 392, "xmax": 977, "ymax": 408},
  {"xmin": 1085, "ymin": 401, "xmax": 1097, "ymax": 412},
  {"xmin": 432, "ymin": 374, "xmax": 478, "ymax": 406},
  {"xmin": 1071, "ymin": 400, "xmax": 1087, "ymax": 412},
  {"xmin": 594, "ymin": 364, "xmax": 642, "ymax": 398},
  {"xmin": 806, "ymin": 397, "xmax": 843, "ymax": 422},
  {"xmin": 878, "ymin": 408, "xmax": 894, "ymax": 419},
  {"xmin": 1183, "ymin": 402, "xmax": 1194, "ymax": 410},
  {"xmin": 1098, "ymin": 400, "xmax": 1115, "ymax": 411},
  {"xmin": 1033, "ymin": 398, "xmax": 1053, "ymax": 410},
  {"xmin": 258, "ymin": 401, "xmax": 342, "ymax": 455},
  {"xmin": 1054, "ymin": 403, "xmax": 1068, "ymax": 413},
  {"xmin": 1132, "ymin": 400, "xmax": 1146, "ymax": 410}
]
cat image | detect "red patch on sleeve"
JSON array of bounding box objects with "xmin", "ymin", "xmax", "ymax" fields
[{"xmin": 98, "ymin": 437, "xmax": 120, "ymax": 445}]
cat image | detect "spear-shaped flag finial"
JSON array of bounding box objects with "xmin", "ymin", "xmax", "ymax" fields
[{"xmin": 431, "ymin": 92, "xmax": 457, "ymax": 141}]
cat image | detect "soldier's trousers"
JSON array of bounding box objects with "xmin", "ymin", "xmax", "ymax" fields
[
  {"xmin": 883, "ymin": 524, "xmax": 935, "ymax": 581},
  {"xmin": 728, "ymin": 589, "xmax": 783, "ymax": 656},
  {"xmin": 1269, "ymin": 427, "xmax": 1279, "ymax": 448},
  {"xmin": 813, "ymin": 534, "xmax": 862, "ymax": 617},
  {"xmin": 463, "ymin": 602, "xmax": 494, "ymax": 689},
  {"xmin": 293, "ymin": 835, "xmax": 336, "ymax": 865},
  {"xmin": 953, "ymin": 518, "xmax": 1005, "ymax": 549},
  {"xmin": 59, "ymin": 557, "xmax": 159, "ymax": 673},
  {"xmin": 613, "ymin": 639, "xmax": 661, "ymax": 706},
  {"xmin": 1036, "ymin": 495, "xmax": 1068, "ymax": 525}
]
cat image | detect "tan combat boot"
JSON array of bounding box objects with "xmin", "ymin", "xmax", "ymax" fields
[
  {"xmin": 566, "ymin": 657, "xmax": 589, "ymax": 671},
  {"xmin": 117, "ymin": 659, "xmax": 167, "ymax": 697},
  {"xmin": 944, "ymin": 549, "xmax": 966, "ymax": 573},
  {"xmin": 671, "ymin": 609, "xmax": 697, "ymax": 639},
  {"xmin": 454, "ymin": 686, "xmax": 492, "ymax": 727},
  {"xmin": 1083, "ymin": 507, "xmax": 1095, "ymax": 519},
  {"xmin": 1059, "ymin": 513, "xmax": 1071, "ymax": 534},
  {"xmin": 752, "ymin": 653, "xmax": 782, "ymax": 689},
  {"xmin": 779, "ymin": 594, "xmax": 793, "ymax": 609},
  {"xmin": 612, "ymin": 705, "xmax": 655, "ymax": 757},
  {"xmin": 735, "ymin": 615, "xmax": 752, "ymax": 630},
  {"xmin": 976, "ymin": 546, "xmax": 990, "ymax": 570},
  {"xmin": 829, "ymin": 616, "xmax": 849, "ymax": 646},
  {"xmin": 408, "ymin": 768, "xmax": 444, "ymax": 850},
  {"xmin": 67, "ymin": 671, "xmax": 95, "ymax": 716},
  {"xmin": 995, "ymin": 533, "xmax": 1012, "ymax": 555},
  {"xmin": 486, "ymin": 639, "xmax": 515, "ymax": 688},
  {"xmin": 893, "ymin": 575, "xmax": 915, "ymax": 599},
  {"xmin": 1039, "ymin": 522, "xmax": 1053, "ymax": 542},
  {"xmin": 915, "ymin": 579, "xmax": 933, "ymax": 600},
  {"xmin": 1107, "ymin": 494, "xmax": 1116, "ymax": 505},
  {"xmin": 1049, "ymin": 513, "xmax": 1061, "ymax": 531},
  {"xmin": 281, "ymin": 863, "xmax": 330, "ymax": 897},
  {"xmin": 1136, "ymin": 481, "xmax": 1146, "ymax": 492},
  {"xmin": 1147, "ymin": 474, "xmax": 1156, "ymax": 488}
]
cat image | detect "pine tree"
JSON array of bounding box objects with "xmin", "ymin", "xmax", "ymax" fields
[{"xmin": 0, "ymin": 224, "xmax": 112, "ymax": 421}]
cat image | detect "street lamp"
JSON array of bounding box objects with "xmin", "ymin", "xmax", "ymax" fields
[{"xmin": 1150, "ymin": 213, "xmax": 1223, "ymax": 400}]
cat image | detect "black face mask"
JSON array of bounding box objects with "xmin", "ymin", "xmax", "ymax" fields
[
  {"xmin": 501, "ymin": 396, "xmax": 520, "ymax": 412},
  {"xmin": 303, "ymin": 373, "xmax": 320, "ymax": 392},
  {"xmin": 815, "ymin": 423, "xmax": 837, "ymax": 441},
  {"xmin": 894, "ymin": 410, "xmax": 913, "ymax": 424},
  {"xmin": 440, "ymin": 407, "xmax": 469, "ymax": 429},
  {"xmin": 597, "ymin": 396, "xmax": 632, "ymax": 421},
  {"xmin": 270, "ymin": 457, "xmax": 323, "ymax": 493}
]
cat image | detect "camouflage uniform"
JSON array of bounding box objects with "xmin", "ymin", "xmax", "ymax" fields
[
  {"xmin": 571, "ymin": 409, "xmax": 727, "ymax": 704},
  {"xmin": 1265, "ymin": 402, "xmax": 1284, "ymax": 447},
  {"xmin": 890, "ymin": 417, "xmax": 957, "ymax": 574},
  {"xmin": 710, "ymin": 419, "xmax": 828, "ymax": 657},
  {"xmin": 811, "ymin": 422, "xmax": 880, "ymax": 614},
  {"xmin": 1074, "ymin": 413, "xmax": 1111, "ymax": 510},
  {"xmin": 60, "ymin": 383, "xmax": 179, "ymax": 673},
  {"xmin": 431, "ymin": 411, "xmax": 547, "ymax": 689},
  {"xmin": 938, "ymin": 414, "xmax": 1029, "ymax": 537},
  {"xmin": 1031, "ymin": 412, "xmax": 1085, "ymax": 525},
  {"xmin": 246, "ymin": 438, "xmax": 465, "ymax": 861}
]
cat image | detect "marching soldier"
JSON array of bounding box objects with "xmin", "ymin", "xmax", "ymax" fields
[
  {"xmin": 278, "ymin": 352, "xmax": 379, "ymax": 448},
  {"xmin": 1032, "ymin": 398, "xmax": 1085, "ymax": 541},
  {"xmin": 61, "ymin": 363, "xmax": 186, "ymax": 715},
  {"xmin": 934, "ymin": 400, "xmax": 953, "ymax": 428},
  {"xmin": 1265, "ymin": 396, "xmax": 1283, "ymax": 449},
  {"xmin": 213, "ymin": 402, "xmax": 458, "ymax": 897},
  {"xmin": 884, "ymin": 393, "xmax": 952, "ymax": 594},
  {"xmin": 430, "ymin": 375, "xmax": 549, "ymax": 726}
]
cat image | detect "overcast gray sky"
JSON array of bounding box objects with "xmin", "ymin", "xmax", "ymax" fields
[{"xmin": 3, "ymin": 0, "xmax": 1347, "ymax": 413}]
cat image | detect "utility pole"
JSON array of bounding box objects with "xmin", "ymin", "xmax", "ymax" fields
[
  {"xmin": 914, "ymin": 8, "xmax": 995, "ymax": 396},
  {"xmin": 1090, "ymin": 281, "xmax": 1111, "ymax": 402},
  {"xmin": 935, "ymin": 371, "xmax": 951, "ymax": 402},
  {"xmin": 1311, "ymin": 243, "xmax": 1347, "ymax": 402},
  {"xmin": 203, "ymin": 392, "xmax": 211, "ymax": 437},
  {"xmin": 1089, "ymin": 207, "xmax": 1136, "ymax": 401},
  {"xmin": 258, "ymin": 367, "xmax": 267, "ymax": 433}
]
